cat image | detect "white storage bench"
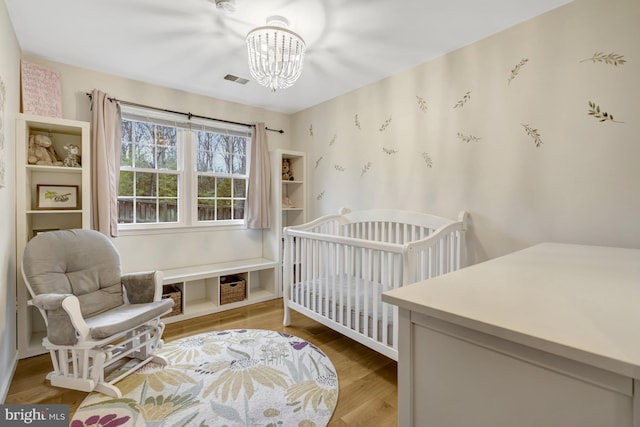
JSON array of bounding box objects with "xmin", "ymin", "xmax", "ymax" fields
[{"xmin": 160, "ymin": 257, "xmax": 279, "ymax": 323}]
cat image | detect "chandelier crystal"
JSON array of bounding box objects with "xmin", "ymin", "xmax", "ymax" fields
[{"xmin": 246, "ymin": 16, "xmax": 306, "ymax": 92}]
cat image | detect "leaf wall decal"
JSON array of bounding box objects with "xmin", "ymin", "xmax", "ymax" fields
[
  {"xmin": 454, "ymin": 91, "xmax": 471, "ymax": 109},
  {"xmin": 416, "ymin": 96, "xmax": 428, "ymax": 112},
  {"xmin": 508, "ymin": 58, "xmax": 529, "ymax": 84},
  {"xmin": 587, "ymin": 101, "xmax": 624, "ymax": 123},
  {"xmin": 456, "ymin": 132, "xmax": 481, "ymax": 143},
  {"xmin": 521, "ymin": 123, "xmax": 543, "ymax": 147},
  {"xmin": 379, "ymin": 117, "xmax": 392, "ymax": 132},
  {"xmin": 580, "ymin": 52, "xmax": 626, "ymax": 66},
  {"xmin": 421, "ymin": 152, "xmax": 433, "ymax": 168}
]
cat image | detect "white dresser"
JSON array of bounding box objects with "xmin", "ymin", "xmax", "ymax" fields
[{"xmin": 382, "ymin": 242, "xmax": 640, "ymax": 427}]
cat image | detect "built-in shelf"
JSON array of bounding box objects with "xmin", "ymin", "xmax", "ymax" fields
[
  {"xmin": 160, "ymin": 257, "xmax": 279, "ymax": 324},
  {"xmin": 264, "ymin": 149, "xmax": 307, "ymax": 295},
  {"xmin": 16, "ymin": 113, "xmax": 91, "ymax": 359}
]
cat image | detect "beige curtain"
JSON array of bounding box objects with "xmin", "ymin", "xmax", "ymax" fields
[
  {"xmin": 246, "ymin": 123, "xmax": 271, "ymax": 229},
  {"xmin": 90, "ymin": 89, "xmax": 121, "ymax": 237}
]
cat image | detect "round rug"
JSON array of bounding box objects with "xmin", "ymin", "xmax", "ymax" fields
[{"xmin": 70, "ymin": 329, "xmax": 339, "ymax": 427}]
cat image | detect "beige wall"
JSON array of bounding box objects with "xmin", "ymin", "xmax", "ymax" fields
[
  {"xmin": 21, "ymin": 58, "xmax": 293, "ymax": 272},
  {"xmin": 0, "ymin": 0, "xmax": 21, "ymax": 400},
  {"xmin": 292, "ymin": 0, "xmax": 640, "ymax": 262}
]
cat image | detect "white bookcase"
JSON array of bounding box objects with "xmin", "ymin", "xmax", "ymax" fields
[
  {"xmin": 264, "ymin": 149, "xmax": 306, "ymax": 293},
  {"xmin": 15, "ymin": 114, "xmax": 91, "ymax": 358}
]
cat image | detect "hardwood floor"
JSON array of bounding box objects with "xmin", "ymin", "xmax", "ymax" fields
[{"xmin": 5, "ymin": 299, "xmax": 398, "ymax": 426}]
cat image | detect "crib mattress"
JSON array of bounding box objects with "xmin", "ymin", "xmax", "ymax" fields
[{"xmin": 291, "ymin": 275, "xmax": 395, "ymax": 323}]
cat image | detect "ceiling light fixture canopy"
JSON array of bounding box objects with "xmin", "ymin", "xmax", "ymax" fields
[{"xmin": 246, "ymin": 16, "xmax": 306, "ymax": 92}]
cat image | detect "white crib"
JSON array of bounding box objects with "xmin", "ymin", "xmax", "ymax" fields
[{"xmin": 282, "ymin": 208, "xmax": 469, "ymax": 360}]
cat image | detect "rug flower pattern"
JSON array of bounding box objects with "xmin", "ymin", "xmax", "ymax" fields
[{"xmin": 71, "ymin": 329, "xmax": 338, "ymax": 427}]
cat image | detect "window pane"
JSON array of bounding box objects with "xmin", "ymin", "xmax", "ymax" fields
[
  {"xmin": 119, "ymin": 171, "xmax": 134, "ymax": 196},
  {"xmin": 233, "ymin": 200, "xmax": 245, "ymax": 220},
  {"xmin": 213, "ymin": 140, "xmax": 231, "ymax": 174},
  {"xmin": 122, "ymin": 120, "xmax": 133, "ymax": 143},
  {"xmin": 134, "ymin": 121, "xmax": 154, "ymax": 145},
  {"xmin": 217, "ymin": 178, "xmax": 232, "ymax": 198},
  {"xmin": 196, "ymin": 131, "xmax": 216, "ymax": 172},
  {"xmin": 156, "ymin": 125, "xmax": 176, "ymax": 146},
  {"xmin": 118, "ymin": 198, "xmax": 134, "ymax": 224},
  {"xmin": 198, "ymin": 176, "xmax": 215, "ymax": 197},
  {"xmin": 232, "ymin": 152, "xmax": 246, "ymax": 174},
  {"xmin": 136, "ymin": 199, "xmax": 157, "ymax": 223},
  {"xmin": 158, "ymin": 198, "xmax": 178, "ymax": 223},
  {"xmin": 135, "ymin": 144, "xmax": 155, "ymax": 169},
  {"xmin": 216, "ymin": 199, "xmax": 232, "ymax": 220},
  {"xmin": 198, "ymin": 199, "xmax": 215, "ymax": 221},
  {"xmin": 196, "ymin": 131, "xmax": 215, "ymax": 151},
  {"xmin": 121, "ymin": 142, "xmax": 133, "ymax": 166},
  {"xmin": 136, "ymin": 172, "xmax": 156, "ymax": 197},
  {"xmin": 233, "ymin": 178, "xmax": 246, "ymax": 198},
  {"xmin": 158, "ymin": 174, "xmax": 177, "ymax": 197},
  {"xmin": 157, "ymin": 146, "xmax": 177, "ymax": 170},
  {"xmin": 214, "ymin": 152, "xmax": 229, "ymax": 173}
]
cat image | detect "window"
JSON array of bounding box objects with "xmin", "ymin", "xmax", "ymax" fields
[
  {"xmin": 195, "ymin": 129, "xmax": 247, "ymax": 221},
  {"xmin": 118, "ymin": 107, "xmax": 251, "ymax": 229}
]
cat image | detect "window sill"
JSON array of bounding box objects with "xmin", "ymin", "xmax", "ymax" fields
[{"xmin": 116, "ymin": 221, "xmax": 248, "ymax": 237}]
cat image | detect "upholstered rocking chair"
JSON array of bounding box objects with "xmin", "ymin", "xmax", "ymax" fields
[{"xmin": 21, "ymin": 229, "xmax": 174, "ymax": 397}]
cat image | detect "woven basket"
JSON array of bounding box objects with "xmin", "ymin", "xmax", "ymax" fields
[
  {"xmin": 220, "ymin": 276, "xmax": 246, "ymax": 305},
  {"xmin": 162, "ymin": 285, "xmax": 182, "ymax": 317}
]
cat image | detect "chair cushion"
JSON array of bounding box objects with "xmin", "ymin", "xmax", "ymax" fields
[
  {"xmin": 85, "ymin": 299, "xmax": 174, "ymax": 340},
  {"xmin": 23, "ymin": 229, "xmax": 124, "ymax": 317}
]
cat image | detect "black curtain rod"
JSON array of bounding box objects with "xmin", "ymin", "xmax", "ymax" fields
[{"xmin": 85, "ymin": 92, "xmax": 284, "ymax": 134}]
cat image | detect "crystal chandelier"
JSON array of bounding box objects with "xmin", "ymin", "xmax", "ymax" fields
[{"xmin": 246, "ymin": 16, "xmax": 306, "ymax": 91}]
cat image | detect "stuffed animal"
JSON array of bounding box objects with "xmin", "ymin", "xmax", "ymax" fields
[
  {"xmin": 28, "ymin": 134, "xmax": 62, "ymax": 166},
  {"xmin": 63, "ymin": 143, "xmax": 81, "ymax": 167},
  {"xmin": 282, "ymin": 195, "xmax": 294, "ymax": 208},
  {"xmin": 282, "ymin": 158, "xmax": 294, "ymax": 181}
]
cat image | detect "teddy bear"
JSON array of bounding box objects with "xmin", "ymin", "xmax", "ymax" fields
[
  {"xmin": 28, "ymin": 134, "xmax": 63, "ymax": 166},
  {"xmin": 63, "ymin": 143, "xmax": 81, "ymax": 167},
  {"xmin": 282, "ymin": 158, "xmax": 294, "ymax": 181}
]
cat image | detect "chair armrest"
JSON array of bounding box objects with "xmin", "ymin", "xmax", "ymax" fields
[
  {"xmin": 31, "ymin": 294, "xmax": 91, "ymax": 345},
  {"xmin": 31, "ymin": 293, "xmax": 73, "ymax": 311},
  {"xmin": 61, "ymin": 296, "xmax": 91, "ymax": 342},
  {"xmin": 122, "ymin": 271, "xmax": 164, "ymax": 303}
]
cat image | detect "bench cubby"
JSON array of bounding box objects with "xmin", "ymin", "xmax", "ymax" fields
[{"xmin": 160, "ymin": 257, "xmax": 278, "ymax": 323}]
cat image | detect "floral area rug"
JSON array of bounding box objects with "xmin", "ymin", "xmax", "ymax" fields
[{"xmin": 71, "ymin": 329, "xmax": 339, "ymax": 427}]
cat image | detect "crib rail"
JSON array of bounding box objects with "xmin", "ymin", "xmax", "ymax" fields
[
  {"xmin": 282, "ymin": 209, "xmax": 468, "ymax": 360},
  {"xmin": 283, "ymin": 230, "xmax": 403, "ymax": 359},
  {"xmin": 404, "ymin": 219, "xmax": 468, "ymax": 284}
]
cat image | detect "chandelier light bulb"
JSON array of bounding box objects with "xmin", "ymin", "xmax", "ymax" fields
[{"xmin": 246, "ymin": 16, "xmax": 306, "ymax": 92}]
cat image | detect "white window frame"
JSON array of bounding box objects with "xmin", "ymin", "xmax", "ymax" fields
[{"xmin": 118, "ymin": 106, "xmax": 252, "ymax": 232}]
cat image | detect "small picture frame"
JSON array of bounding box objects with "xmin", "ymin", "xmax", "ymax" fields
[{"xmin": 36, "ymin": 184, "xmax": 79, "ymax": 210}]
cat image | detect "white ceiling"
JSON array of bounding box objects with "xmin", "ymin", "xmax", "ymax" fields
[{"xmin": 5, "ymin": 0, "xmax": 573, "ymax": 114}]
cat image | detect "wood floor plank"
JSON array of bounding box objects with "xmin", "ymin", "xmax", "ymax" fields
[{"xmin": 6, "ymin": 298, "xmax": 398, "ymax": 426}]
